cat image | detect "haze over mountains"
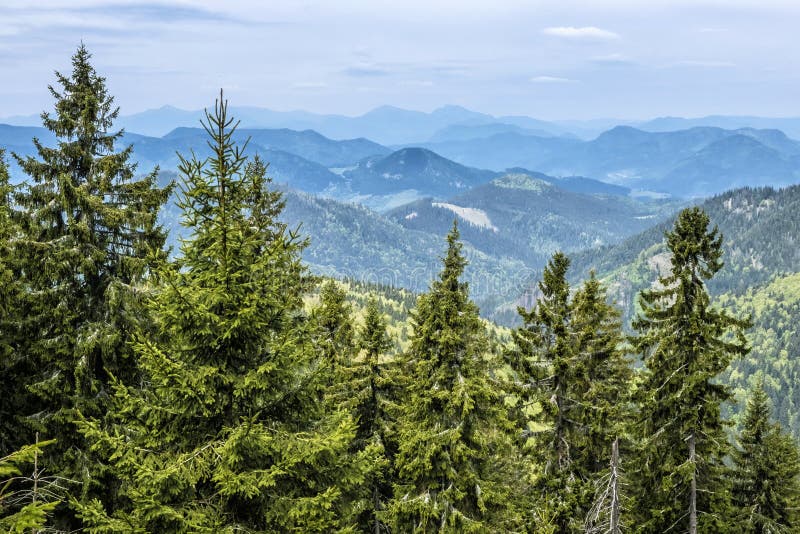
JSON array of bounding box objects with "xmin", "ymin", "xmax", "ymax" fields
[{"xmin": 5, "ymin": 103, "xmax": 800, "ymax": 142}]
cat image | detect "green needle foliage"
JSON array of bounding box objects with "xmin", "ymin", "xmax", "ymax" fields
[
  {"xmin": 76, "ymin": 94, "xmax": 376, "ymax": 533},
  {"xmin": 631, "ymin": 207, "xmax": 750, "ymax": 533},
  {"xmin": 386, "ymin": 222, "xmax": 521, "ymax": 532},
  {"xmin": 732, "ymin": 381, "xmax": 800, "ymax": 533},
  {"xmin": 9, "ymin": 44, "xmax": 171, "ymax": 514},
  {"xmin": 4, "ymin": 43, "xmax": 800, "ymax": 534}
]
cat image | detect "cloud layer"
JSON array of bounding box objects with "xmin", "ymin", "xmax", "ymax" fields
[
  {"xmin": 542, "ymin": 26, "xmax": 620, "ymax": 40},
  {"xmin": 0, "ymin": 1, "xmax": 799, "ymax": 120}
]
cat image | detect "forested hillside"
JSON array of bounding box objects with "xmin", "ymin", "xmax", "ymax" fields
[
  {"xmin": 387, "ymin": 173, "xmax": 680, "ymax": 267},
  {"xmin": 538, "ymin": 185, "xmax": 800, "ymax": 438}
]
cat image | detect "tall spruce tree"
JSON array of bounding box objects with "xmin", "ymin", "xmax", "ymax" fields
[
  {"xmin": 10, "ymin": 44, "xmax": 170, "ymax": 505},
  {"xmin": 76, "ymin": 94, "xmax": 376, "ymax": 532},
  {"xmin": 386, "ymin": 222, "xmax": 520, "ymax": 532},
  {"xmin": 511, "ymin": 260, "xmax": 632, "ymax": 533},
  {"xmin": 346, "ymin": 297, "xmax": 396, "ymax": 533},
  {"xmin": 511, "ymin": 252, "xmax": 581, "ymax": 532},
  {"xmin": 631, "ymin": 207, "xmax": 749, "ymax": 533},
  {"xmin": 570, "ymin": 272, "xmax": 632, "ymax": 479},
  {"xmin": 732, "ymin": 380, "xmax": 800, "ymax": 533},
  {"xmin": 0, "ymin": 150, "xmax": 27, "ymax": 455}
]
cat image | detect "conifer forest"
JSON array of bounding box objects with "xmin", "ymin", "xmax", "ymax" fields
[{"xmin": 2, "ymin": 43, "xmax": 800, "ymax": 534}]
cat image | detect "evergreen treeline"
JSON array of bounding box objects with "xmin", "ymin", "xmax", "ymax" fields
[{"xmin": 2, "ymin": 46, "xmax": 800, "ymax": 533}]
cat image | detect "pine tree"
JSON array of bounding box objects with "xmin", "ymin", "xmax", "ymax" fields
[
  {"xmin": 76, "ymin": 94, "xmax": 376, "ymax": 532},
  {"xmin": 386, "ymin": 222, "xmax": 520, "ymax": 532},
  {"xmin": 732, "ymin": 381, "xmax": 800, "ymax": 533},
  {"xmin": 10, "ymin": 44, "xmax": 171, "ymax": 508},
  {"xmin": 631, "ymin": 207, "xmax": 750, "ymax": 533},
  {"xmin": 510, "ymin": 260, "xmax": 632, "ymax": 533}
]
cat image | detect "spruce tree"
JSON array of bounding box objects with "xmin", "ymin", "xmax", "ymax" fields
[
  {"xmin": 76, "ymin": 94, "xmax": 375, "ymax": 532},
  {"xmin": 511, "ymin": 261, "xmax": 632, "ymax": 533},
  {"xmin": 348, "ymin": 297, "xmax": 396, "ymax": 533},
  {"xmin": 386, "ymin": 222, "xmax": 520, "ymax": 532},
  {"xmin": 10, "ymin": 44, "xmax": 171, "ymax": 506},
  {"xmin": 510, "ymin": 252, "xmax": 581, "ymax": 532},
  {"xmin": 0, "ymin": 150, "xmax": 27, "ymax": 455},
  {"xmin": 0, "ymin": 439, "xmax": 60, "ymax": 531},
  {"xmin": 732, "ymin": 381, "xmax": 800, "ymax": 533},
  {"xmin": 570, "ymin": 272, "xmax": 632, "ymax": 480},
  {"xmin": 631, "ymin": 207, "xmax": 749, "ymax": 533},
  {"xmin": 312, "ymin": 280, "xmax": 357, "ymax": 391}
]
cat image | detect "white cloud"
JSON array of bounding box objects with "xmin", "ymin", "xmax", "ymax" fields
[
  {"xmin": 542, "ymin": 26, "xmax": 620, "ymax": 40},
  {"xmin": 530, "ymin": 75, "xmax": 574, "ymax": 83},
  {"xmin": 672, "ymin": 60, "xmax": 736, "ymax": 68},
  {"xmin": 592, "ymin": 53, "xmax": 626, "ymax": 61}
]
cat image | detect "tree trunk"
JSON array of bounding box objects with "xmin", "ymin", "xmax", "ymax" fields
[
  {"xmin": 689, "ymin": 432, "xmax": 697, "ymax": 534},
  {"xmin": 610, "ymin": 437, "xmax": 621, "ymax": 534}
]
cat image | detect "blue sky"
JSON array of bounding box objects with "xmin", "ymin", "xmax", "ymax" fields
[{"xmin": 1, "ymin": 0, "xmax": 799, "ymax": 119}]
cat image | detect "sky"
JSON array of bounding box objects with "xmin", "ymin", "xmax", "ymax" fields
[{"xmin": 1, "ymin": 0, "xmax": 800, "ymax": 120}]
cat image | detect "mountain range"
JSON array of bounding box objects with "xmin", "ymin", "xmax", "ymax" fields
[
  {"xmin": 7, "ymin": 103, "xmax": 800, "ymax": 144},
  {"xmin": 5, "ymin": 118, "xmax": 800, "ymax": 199},
  {"xmin": 420, "ymin": 126, "xmax": 800, "ymax": 197}
]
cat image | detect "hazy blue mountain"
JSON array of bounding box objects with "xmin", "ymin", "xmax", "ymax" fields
[
  {"xmin": 503, "ymin": 168, "xmax": 631, "ymax": 196},
  {"xmin": 342, "ymin": 147, "xmax": 496, "ymax": 198},
  {"xmin": 428, "ymin": 122, "xmax": 558, "ymax": 142},
  {"xmin": 9, "ymin": 118, "xmax": 800, "ymax": 200},
  {"xmin": 418, "ymin": 132, "xmax": 581, "ymax": 171},
  {"xmin": 658, "ymin": 135, "xmax": 800, "ymax": 196},
  {"xmin": 535, "ymin": 126, "xmax": 800, "ymax": 196},
  {"xmin": 640, "ymin": 115, "xmax": 800, "ymax": 140},
  {"xmin": 161, "ymin": 126, "xmax": 389, "ymax": 167},
  {"xmin": 116, "ymin": 105, "xmax": 207, "ymax": 136},
  {"xmin": 1, "ymin": 124, "xmax": 352, "ymax": 194},
  {"xmin": 386, "ymin": 172, "xmax": 679, "ymax": 268},
  {"xmin": 53, "ymin": 103, "xmax": 574, "ymax": 144}
]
